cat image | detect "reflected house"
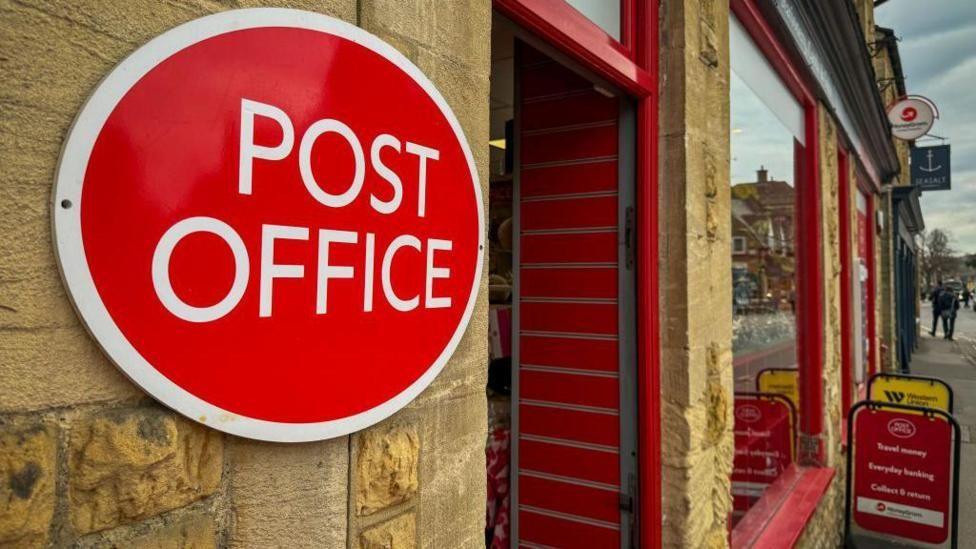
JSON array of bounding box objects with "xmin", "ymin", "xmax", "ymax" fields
[{"xmin": 731, "ymin": 167, "xmax": 795, "ymax": 314}]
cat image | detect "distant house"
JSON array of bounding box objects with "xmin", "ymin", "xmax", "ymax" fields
[{"xmin": 731, "ymin": 167, "xmax": 796, "ymax": 313}]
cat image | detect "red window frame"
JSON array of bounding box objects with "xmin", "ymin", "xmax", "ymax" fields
[
  {"xmin": 839, "ymin": 149, "xmax": 854, "ymax": 420},
  {"xmin": 491, "ymin": 1, "xmax": 660, "ymax": 547},
  {"xmin": 856, "ymin": 174, "xmax": 879, "ymax": 381},
  {"xmin": 841, "ymin": 151, "xmax": 880, "ymax": 426},
  {"xmin": 730, "ymin": 0, "xmax": 824, "ymax": 464},
  {"xmin": 729, "ymin": 1, "xmax": 832, "ymax": 544}
]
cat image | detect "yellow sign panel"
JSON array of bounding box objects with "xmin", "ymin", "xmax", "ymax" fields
[
  {"xmin": 757, "ymin": 369, "xmax": 800, "ymax": 411},
  {"xmin": 869, "ymin": 375, "xmax": 952, "ymax": 413}
]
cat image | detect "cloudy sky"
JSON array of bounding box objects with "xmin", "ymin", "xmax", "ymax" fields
[{"xmin": 877, "ymin": 1, "xmax": 976, "ymax": 252}]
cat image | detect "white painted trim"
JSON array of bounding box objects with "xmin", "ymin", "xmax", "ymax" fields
[{"xmin": 51, "ymin": 8, "xmax": 485, "ymax": 442}]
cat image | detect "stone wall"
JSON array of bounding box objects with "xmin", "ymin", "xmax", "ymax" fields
[
  {"xmin": 0, "ymin": 1, "xmax": 490, "ymax": 547},
  {"xmin": 658, "ymin": 0, "xmax": 734, "ymax": 546},
  {"xmin": 869, "ymin": 22, "xmax": 910, "ymax": 372},
  {"xmin": 794, "ymin": 479, "xmax": 845, "ymax": 548}
]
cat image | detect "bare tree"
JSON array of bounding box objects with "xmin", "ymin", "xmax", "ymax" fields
[{"xmin": 922, "ymin": 229, "xmax": 957, "ymax": 284}]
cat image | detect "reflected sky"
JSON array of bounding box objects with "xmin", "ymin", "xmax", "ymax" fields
[{"xmin": 731, "ymin": 70, "xmax": 795, "ymax": 187}]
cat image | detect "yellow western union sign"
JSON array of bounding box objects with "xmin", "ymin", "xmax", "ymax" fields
[
  {"xmin": 757, "ymin": 368, "xmax": 799, "ymax": 411},
  {"xmin": 868, "ymin": 374, "xmax": 952, "ymax": 413}
]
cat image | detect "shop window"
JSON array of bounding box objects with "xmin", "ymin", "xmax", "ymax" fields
[
  {"xmin": 729, "ymin": 12, "xmax": 807, "ymax": 526},
  {"xmin": 564, "ymin": 0, "xmax": 622, "ymax": 40},
  {"xmin": 732, "ymin": 236, "xmax": 747, "ymax": 254}
]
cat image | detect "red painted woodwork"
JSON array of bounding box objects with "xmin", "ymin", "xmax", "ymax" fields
[
  {"xmin": 519, "ymin": 509, "xmax": 621, "ymax": 548},
  {"xmin": 635, "ymin": 1, "xmax": 661, "ymax": 545},
  {"xmin": 494, "ymin": 0, "xmax": 653, "ymax": 97},
  {"xmin": 521, "ymin": 231, "xmax": 618, "ymax": 263},
  {"xmin": 516, "ymin": 43, "xmax": 627, "ymax": 547},
  {"xmin": 520, "ymin": 438, "xmax": 621, "ymax": 484},
  {"xmin": 839, "ymin": 150, "xmax": 854, "ymax": 422},
  {"xmin": 864, "ymin": 192, "xmax": 878, "ymax": 377},
  {"xmin": 519, "ymin": 403, "xmax": 620, "ymax": 447},
  {"xmin": 497, "ymin": 1, "xmax": 661, "ymax": 545},
  {"xmin": 731, "ymin": 465, "xmax": 836, "ymax": 548},
  {"xmin": 520, "ymin": 268, "xmax": 617, "ymax": 299},
  {"xmin": 521, "ymin": 161, "xmax": 618, "ymax": 196}
]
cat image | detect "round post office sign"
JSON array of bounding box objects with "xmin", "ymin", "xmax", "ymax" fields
[{"xmin": 53, "ymin": 9, "xmax": 484, "ymax": 442}]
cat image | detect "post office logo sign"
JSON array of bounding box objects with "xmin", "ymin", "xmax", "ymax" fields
[
  {"xmin": 735, "ymin": 404, "xmax": 762, "ymax": 423},
  {"xmin": 52, "ymin": 9, "xmax": 484, "ymax": 442},
  {"xmin": 887, "ymin": 418, "xmax": 916, "ymax": 439}
]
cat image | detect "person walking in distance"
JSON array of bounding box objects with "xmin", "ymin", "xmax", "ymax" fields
[
  {"xmin": 963, "ymin": 287, "xmax": 972, "ymax": 309},
  {"xmin": 930, "ymin": 282, "xmax": 944, "ymax": 337},
  {"xmin": 939, "ymin": 287, "xmax": 960, "ymax": 340}
]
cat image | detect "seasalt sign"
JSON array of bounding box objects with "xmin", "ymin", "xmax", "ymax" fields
[
  {"xmin": 52, "ymin": 9, "xmax": 484, "ymax": 442},
  {"xmin": 846, "ymin": 403, "xmax": 959, "ymax": 548}
]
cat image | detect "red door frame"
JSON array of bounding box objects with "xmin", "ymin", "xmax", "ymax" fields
[
  {"xmin": 730, "ymin": 0, "xmax": 825, "ymax": 464},
  {"xmin": 492, "ymin": 0, "xmax": 660, "ymax": 546}
]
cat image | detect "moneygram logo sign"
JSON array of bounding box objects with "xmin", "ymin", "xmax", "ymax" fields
[
  {"xmin": 887, "ymin": 418, "xmax": 917, "ymax": 439},
  {"xmin": 736, "ymin": 404, "xmax": 762, "ymax": 423}
]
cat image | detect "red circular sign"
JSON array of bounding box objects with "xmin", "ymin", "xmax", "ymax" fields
[
  {"xmin": 900, "ymin": 107, "xmax": 918, "ymax": 122},
  {"xmin": 53, "ymin": 10, "xmax": 483, "ymax": 441}
]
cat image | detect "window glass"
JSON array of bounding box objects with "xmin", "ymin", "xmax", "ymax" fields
[
  {"xmin": 730, "ymin": 61, "xmax": 800, "ymax": 525},
  {"xmin": 565, "ymin": 0, "xmax": 621, "ymax": 40},
  {"xmin": 730, "ymin": 15, "xmax": 805, "ymax": 145}
]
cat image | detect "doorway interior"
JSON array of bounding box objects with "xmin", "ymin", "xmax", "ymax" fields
[{"xmin": 485, "ymin": 16, "xmax": 638, "ymax": 548}]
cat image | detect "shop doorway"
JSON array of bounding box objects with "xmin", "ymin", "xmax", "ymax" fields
[{"xmin": 486, "ymin": 17, "xmax": 638, "ymax": 548}]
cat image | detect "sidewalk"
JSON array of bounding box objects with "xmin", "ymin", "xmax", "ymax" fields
[{"xmin": 907, "ymin": 332, "xmax": 976, "ymax": 544}]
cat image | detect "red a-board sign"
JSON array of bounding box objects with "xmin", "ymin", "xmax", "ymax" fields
[
  {"xmin": 52, "ymin": 9, "xmax": 483, "ymax": 442},
  {"xmin": 731, "ymin": 394, "xmax": 796, "ymax": 523},
  {"xmin": 846, "ymin": 402, "xmax": 959, "ymax": 547}
]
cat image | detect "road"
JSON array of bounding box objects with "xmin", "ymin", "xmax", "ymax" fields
[{"xmin": 911, "ymin": 305, "xmax": 976, "ymax": 546}]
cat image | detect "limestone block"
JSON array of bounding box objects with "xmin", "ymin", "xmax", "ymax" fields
[
  {"xmin": 227, "ymin": 437, "xmax": 347, "ymax": 549},
  {"xmin": 704, "ymin": 380, "xmax": 728, "ymax": 446},
  {"xmin": 360, "ymin": 0, "xmax": 433, "ymax": 47},
  {"xmin": 0, "ymin": 328, "xmax": 142, "ymax": 414},
  {"xmin": 359, "ymin": 512, "xmax": 416, "ymax": 549},
  {"xmin": 69, "ymin": 408, "xmax": 222, "ymax": 534},
  {"xmin": 0, "ymin": 423, "xmax": 56, "ymax": 548},
  {"xmin": 416, "ymin": 391, "xmax": 485, "ymax": 549},
  {"xmin": 107, "ymin": 514, "xmax": 216, "ymax": 549},
  {"xmin": 357, "ymin": 422, "xmax": 419, "ymax": 515}
]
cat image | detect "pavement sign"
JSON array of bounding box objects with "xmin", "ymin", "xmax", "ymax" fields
[
  {"xmin": 846, "ymin": 401, "xmax": 960, "ymax": 548},
  {"xmin": 732, "ymin": 393, "xmax": 797, "ymax": 523},
  {"xmin": 868, "ymin": 372, "xmax": 953, "ymax": 414},
  {"xmin": 756, "ymin": 368, "xmax": 800, "ymax": 412}
]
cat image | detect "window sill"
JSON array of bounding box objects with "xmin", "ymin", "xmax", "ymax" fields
[{"xmin": 731, "ymin": 464, "xmax": 836, "ymax": 549}]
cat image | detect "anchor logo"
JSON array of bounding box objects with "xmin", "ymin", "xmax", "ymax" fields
[{"xmin": 919, "ymin": 149, "xmax": 942, "ymax": 173}]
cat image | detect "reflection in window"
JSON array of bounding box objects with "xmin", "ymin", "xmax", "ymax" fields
[{"xmin": 730, "ymin": 67, "xmax": 800, "ymax": 525}]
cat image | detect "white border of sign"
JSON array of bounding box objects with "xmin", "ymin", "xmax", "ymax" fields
[{"xmin": 52, "ymin": 8, "xmax": 485, "ymax": 442}]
